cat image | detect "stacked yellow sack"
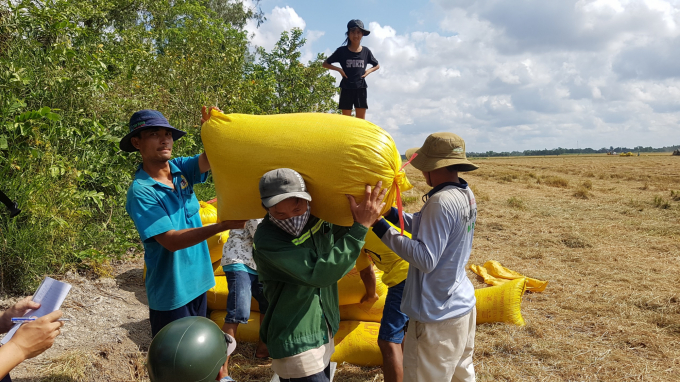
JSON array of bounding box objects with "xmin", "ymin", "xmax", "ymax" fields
[
  {"xmin": 202, "ymin": 112, "xmax": 412, "ymax": 226},
  {"xmin": 207, "ymin": 274, "xmax": 261, "ymax": 311},
  {"xmin": 208, "ymin": 310, "xmax": 383, "ymax": 367},
  {"xmin": 210, "ymin": 310, "xmax": 261, "ymax": 343},
  {"xmin": 199, "ymin": 201, "xmax": 218, "ymax": 225},
  {"xmin": 208, "ymin": 278, "xmax": 529, "ymax": 366},
  {"xmin": 337, "ymin": 267, "xmax": 388, "ymax": 306}
]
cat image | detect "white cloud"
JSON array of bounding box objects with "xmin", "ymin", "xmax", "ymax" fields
[
  {"xmin": 247, "ymin": 1, "xmax": 680, "ymax": 152},
  {"xmin": 355, "ymin": 1, "xmax": 680, "ymax": 152},
  {"xmin": 246, "ymin": 6, "xmax": 306, "ymax": 51},
  {"xmin": 245, "ymin": 6, "xmax": 325, "ymax": 63}
]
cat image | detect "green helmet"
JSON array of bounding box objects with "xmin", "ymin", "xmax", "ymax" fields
[{"xmin": 147, "ymin": 316, "xmax": 236, "ymax": 382}]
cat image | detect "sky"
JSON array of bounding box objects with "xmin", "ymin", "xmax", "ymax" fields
[{"xmin": 243, "ymin": 0, "xmax": 680, "ymax": 154}]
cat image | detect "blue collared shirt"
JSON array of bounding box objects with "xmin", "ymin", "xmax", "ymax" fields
[
  {"xmin": 125, "ymin": 155, "xmax": 215, "ymax": 311},
  {"xmin": 374, "ymin": 179, "xmax": 477, "ymax": 323}
]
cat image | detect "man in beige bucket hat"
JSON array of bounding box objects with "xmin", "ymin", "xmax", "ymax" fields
[{"xmin": 372, "ymin": 132, "xmax": 478, "ymax": 382}]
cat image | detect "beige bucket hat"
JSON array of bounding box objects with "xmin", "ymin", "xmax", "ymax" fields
[{"xmin": 405, "ymin": 132, "xmax": 479, "ymax": 172}]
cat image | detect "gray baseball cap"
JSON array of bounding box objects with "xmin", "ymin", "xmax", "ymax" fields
[{"xmin": 259, "ymin": 168, "xmax": 312, "ymax": 208}]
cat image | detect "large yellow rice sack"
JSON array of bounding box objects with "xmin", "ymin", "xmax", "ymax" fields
[
  {"xmin": 331, "ymin": 321, "xmax": 383, "ymax": 366},
  {"xmin": 339, "ymin": 293, "xmax": 386, "ymax": 322},
  {"xmin": 475, "ymin": 277, "xmax": 527, "ymax": 326},
  {"xmin": 210, "ymin": 310, "xmax": 261, "ymax": 343},
  {"xmin": 206, "ymin": 275, "xmax": 260, "ymax": 311},
  {"xmin": 202, "ymin": 112, "xmax": 412, "ymax": 226},
  {"xmin": 337, "ymin": 268, "xmax": 388, "ymax": 306}
]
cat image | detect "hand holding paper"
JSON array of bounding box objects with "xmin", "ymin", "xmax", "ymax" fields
[{"xmin": 0, "ymin": 296, "xmax": 41, "ymax": 333}]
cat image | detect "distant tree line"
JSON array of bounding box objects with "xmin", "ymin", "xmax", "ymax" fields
[{"xmin": 467, "ymin": 145, "xmax": 680, "ymax": 157}]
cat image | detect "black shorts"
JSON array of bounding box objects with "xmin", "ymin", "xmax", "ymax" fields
[
  {"xmin": 149, "ymin": 292, "xmax": 207, "ymax": 337},
  {"xmin": 338, "ymin": 87, "xmax": 368, "ymax": 110}
]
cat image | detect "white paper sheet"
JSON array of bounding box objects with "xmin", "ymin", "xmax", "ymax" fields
[{"xmin": 1, "ymin": 277, "xmax": 71, "ymax": 345}]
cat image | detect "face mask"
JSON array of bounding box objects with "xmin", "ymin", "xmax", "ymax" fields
[{"xmin": 269, "ymin": 202, "xmax": 311, "ymax": 237}]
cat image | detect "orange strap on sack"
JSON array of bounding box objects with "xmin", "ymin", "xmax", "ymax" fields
[{"xmin": 394, "ymin": 153, "xmax": 417, "ymax": 236}]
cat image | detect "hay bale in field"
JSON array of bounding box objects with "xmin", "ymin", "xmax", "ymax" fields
[{"xmin": 672, "ymin": 149, "xmax": 680, "ymax": 156}]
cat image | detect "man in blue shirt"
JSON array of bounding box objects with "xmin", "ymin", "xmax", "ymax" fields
[{"xmin": 122, "ymin": 108, "xmax": 245, "ymax": 338}]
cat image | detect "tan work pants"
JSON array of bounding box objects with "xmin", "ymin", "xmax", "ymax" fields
[{"xmin": 403, "ymin": 307, "xmax": 476, "ymax": 382}]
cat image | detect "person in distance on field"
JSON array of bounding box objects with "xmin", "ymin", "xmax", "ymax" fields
[{"xmin": 374, "ymin": 132, "xmax": 479, "ymax": 382}]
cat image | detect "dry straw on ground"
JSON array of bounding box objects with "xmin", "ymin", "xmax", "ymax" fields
[{"xmin": 4, "ymin": 154, "xmax": 679, "ymax": 381}]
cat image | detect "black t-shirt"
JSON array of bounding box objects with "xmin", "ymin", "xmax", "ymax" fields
[{"xmin": 326, "ymin": 46, "xmax": 379, "ymax": 89}]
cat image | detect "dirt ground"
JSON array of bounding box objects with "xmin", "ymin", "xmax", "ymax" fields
[{"xmin": 2, "ymin": 153, "xmax": 679, "ymax": 381}]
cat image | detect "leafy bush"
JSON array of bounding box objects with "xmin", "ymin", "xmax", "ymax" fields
[{"xmin": 0, "ymin": 0, "xmax": 337, "ymax": 293}]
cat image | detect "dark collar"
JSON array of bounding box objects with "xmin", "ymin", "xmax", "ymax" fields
[{"xmin": 426, "ymin": 178, "xmax": 468, "ymax": 198}]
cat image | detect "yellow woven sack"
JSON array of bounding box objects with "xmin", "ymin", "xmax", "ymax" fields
[
  {"xmin": 214, "ymin": 264, "xmax": 225, "ymax": 276},
  {"xmin": 209, "ymin": 310, "xmax": 261, "ymax": 343},
  {"xmin": 475, "ymin": 277, "xmax": 527, "ymax": 326},
  {"xmin": 206, "ymin": 275, "xmax": 260, "ymax": 311},
  {"xmin": 337, "ymin": 268, "xmax": 388, "ymax": 306},
  {"xmin": 470, "ymin": 260, "xmax": 548, "ymax": 292},
  {"xmin": 211, "ymin": 260, "xmax": 221, "ymax": 273},
  {"xmin": 339, "ymin": 293, "xmax": 386, "ymax": 322},
  {"xmin": 202, "ymin": 112, "xmax": 412, "ymax": 226},
  {"xmin": 199, "ymin": 201, "xmax": 218, "ymax": 225},
  {"xmin": 331, "ymin": 321, "xmax": 383, "ymax": 366}
]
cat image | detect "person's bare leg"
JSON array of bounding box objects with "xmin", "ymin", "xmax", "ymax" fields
[
  {"xmin": 355, "ymin": 108, "xmax": 367, "ymax": 119},
  {"xmin": 221, "ymin": 323, "xmax": 239, "ymax": 376},
  {"xmin": 255, "ymin": 314, "xmax": 269, "ymax": 358},
  {"xmin": 341, "ymin": 109, "xmax": 353, "ymax": 116},
  {"xmin": 379, "ymin": 339, "xmax": 404, "ymax": 382}
]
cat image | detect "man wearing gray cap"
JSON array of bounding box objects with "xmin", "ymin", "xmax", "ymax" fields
[
  {"xmin": 253, "ymin": 168, "xmax": 386, "ymax": 382},
  {"xmin": 373, "ymin": 132, "xmax": 479, "ymax": 382}
]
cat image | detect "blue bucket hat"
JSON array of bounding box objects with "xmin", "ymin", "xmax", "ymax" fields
[{"xmin": 119, "ymin": 109, "xmax": 186, "ymax": 152}]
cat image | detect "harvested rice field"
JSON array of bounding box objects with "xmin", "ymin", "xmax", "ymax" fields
[{"xmin": 5, "ymin": 154, "xmax": 679, "ymax": 381}]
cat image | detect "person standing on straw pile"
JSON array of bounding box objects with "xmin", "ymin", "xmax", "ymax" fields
[{"xmin": 373, "ymin": 133, "xmax": 479, "ymax": 382}]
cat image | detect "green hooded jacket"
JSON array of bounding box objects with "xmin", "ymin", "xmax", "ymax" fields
[{"xmin": 253, "ymin": 215, "xmax": 368, "ymax": 359}]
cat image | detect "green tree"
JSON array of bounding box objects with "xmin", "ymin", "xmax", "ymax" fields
[
  {"xmin": 0, "ymin": 0, "xmax": 341, "ymax": 294},
  {"xmin": 255, "ymin": 28, "xmax": 338, "ymax": 114}
]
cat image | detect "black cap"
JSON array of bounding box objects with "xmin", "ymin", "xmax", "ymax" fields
[
  {"xmin": 259, "ymin": 168, "xmax": 312, "ymax": 208},
  {"xmin": 347, "ymin": 19, "xmax": 370, "ymax": 36}
]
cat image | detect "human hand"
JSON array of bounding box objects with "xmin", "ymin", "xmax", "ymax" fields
[
  {"xmin": 0, "ymin": 296, "xmax": 40, "ymax": 333},
  {"xmin": 346, "ymin": 181, "xmax": 388, "ymax": 228},
  {"xmin": 339, "ymin": 69, "xmax": 348, "ymax": 79},
  {"xmin": 360, "ymin": 292, "xmax": 379, "ymax": 304},
  {"xmin": 218, "ymin": 220, "xmax": 247, "ymax": 230},
  {"xmin": 9, "ymin": 310, "xmax": 64, "ymax": 360},
  {"xmin": 201, "ymin": 106, "xmax": 223, "ymax": 125}
]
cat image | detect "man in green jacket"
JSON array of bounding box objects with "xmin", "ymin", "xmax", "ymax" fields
[{"xmin": 253, "ymin": 168, "xmax": 386, "ymax": 382}]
